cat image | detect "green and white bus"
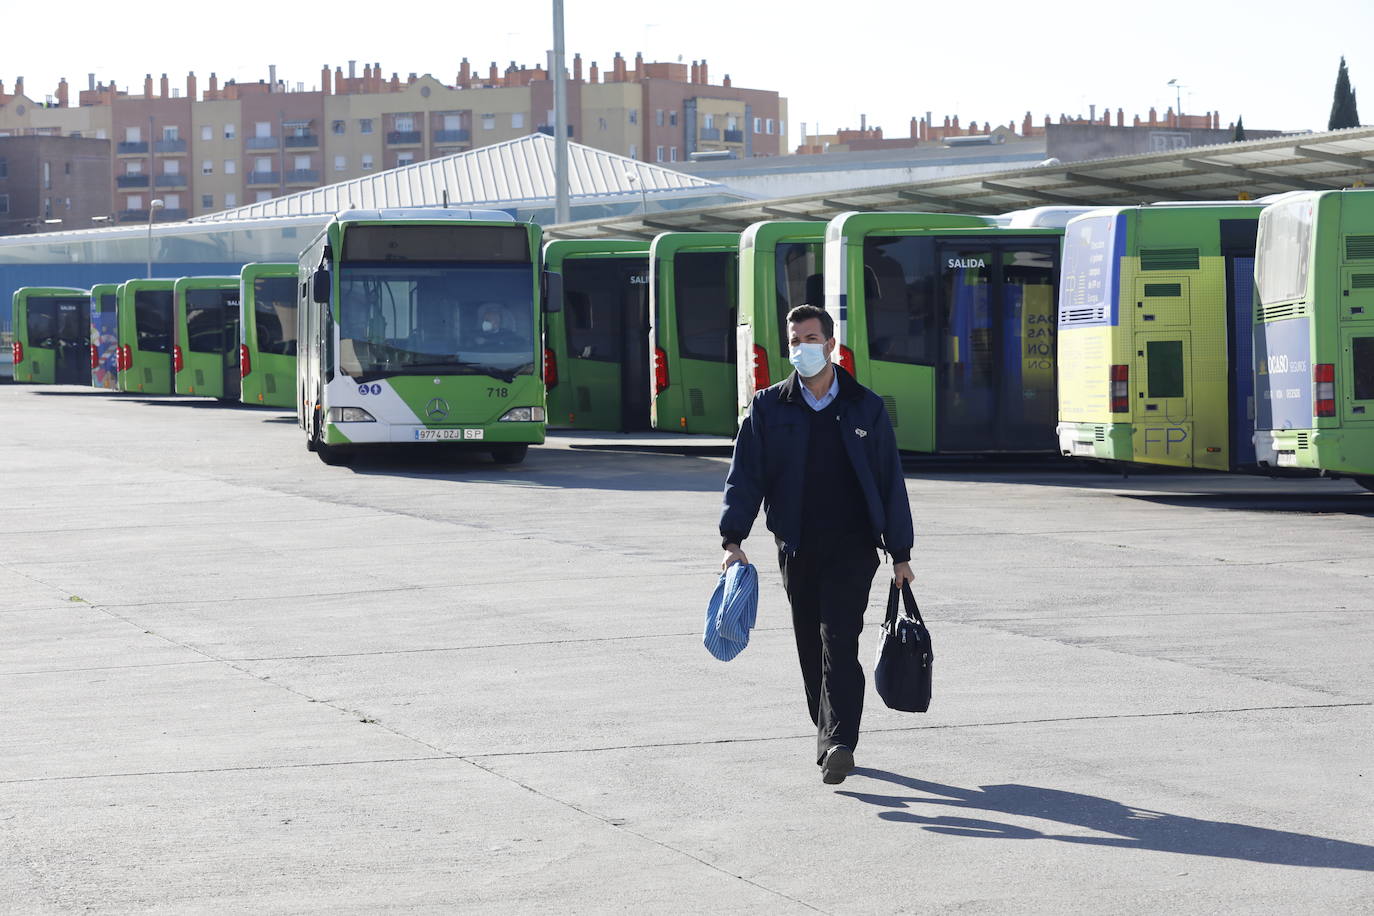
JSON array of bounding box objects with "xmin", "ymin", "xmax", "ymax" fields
[
  {"xmin": 116, "ymin": 278, "xmax": 176, "ymax": 394},
  {"xmin": 1057, "ymin": 204, "xmax": 1262, "ymax": 471},
  {"xmin": 1253, "ymin": 189, "xmax": 1374, "ymax": 489},
  {"xmin": 542, "ymin": 239, "xmax": 652, "ymax": 431},
  {"xmin": 297, "ymin": 208, "xmax": 546, "ymax": 465},
  {"xmin": 736, "ymin": 220, "xmax": 826, "ymax": 422},
  {"xmin": 239, "ymin": 262, "xmax": 298, "ymax": 408},
  {"xmin": 11, "ymin": 287, "xmax": 90, "ymax": 385},
  {"xmin": 173, "ymin": 276, "xmax": 241, "ymax": 400},
  {"xmin": 649, "ymin": 231, "xmax": 739, "ymax": 436},
  {"xmin": 824, "ymin": 212, "xmax": 1064, "ymax": 453},
  {"xmin": 89, "ymin": 283, "xmax": 120, "ymax": 390}
]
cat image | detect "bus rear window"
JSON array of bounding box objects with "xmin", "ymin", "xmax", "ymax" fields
[
  {"xmin": 185, "ymin": 289, "xmax": 239, "ymax": 354},
  {"xmin": 774, "ymin": 242, "xmax": 822, "ymax": 355},
  {"xmin": 27, "ymin": 297, "xmax": 86, "ymax": 347},
  {"xmin": 341, "ymin": 224, "xmax": 528, "ymax": 263},
  {"xmin": 253, "ymin": 277, "xmax": 298, "ymax": 356},
  {"xmin": 562, "ymin": 257, "xmax": 646, "ymax": 362},
  {"xmin": 134, "ymin": 289, "xmax": 173, "ymax": 354},
  {"xmin": 863, "ymin": 236, "xmax": 937, "ymax": 366},
  {"xmin": 1256, "ymin": 199, "xmax": 1313, "ymax": 305},
  {"xmin": 1354, "ymin": 336, "xmax": 1374, "ymax": 401},
  {"xmin": 674, "ymin": 250, "xmax": 737, "ymax": 364}
]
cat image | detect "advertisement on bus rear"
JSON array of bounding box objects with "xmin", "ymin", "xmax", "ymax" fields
[
  {"xmin": 1057, "ymin": 213, "xmax": 1122, "ymax": 327},
  {"xmin": 1254, "ymin": 316, "xmax": 1312, "ymax": 430}
]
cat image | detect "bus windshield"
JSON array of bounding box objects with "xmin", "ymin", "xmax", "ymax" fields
[
  {"xmin": 1256, "ymin": 198, "xmax": 1313, "ymax": 305},
  {"xmin": 336, "ymin": 263, "xmax": 534, "ymax": 382},
  {"xmin": 253, "ymin": 277, "xmax": 298, "ymax": 356}
]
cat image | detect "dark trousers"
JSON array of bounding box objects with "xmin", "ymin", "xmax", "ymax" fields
[{"xmin": 777, "ymin": 539, "xmax": 881, "ymax": 764}]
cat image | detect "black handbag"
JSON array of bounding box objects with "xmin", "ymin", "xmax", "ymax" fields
[{"xmin": 874, "ymin": 581, "xmax": 934, "ymax": 713}]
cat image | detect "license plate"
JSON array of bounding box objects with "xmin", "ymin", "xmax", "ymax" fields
[
  {"xmin": 1072, "ymin": 441, "xmax": 1096, "ymax": 456},
  {"xmin": 414, "ymin": 428, "xmax": 484, "ymax": 441},
  {"xmin": 1276, "ymin": 451, "xmax": 1297, "ymax": 467}
]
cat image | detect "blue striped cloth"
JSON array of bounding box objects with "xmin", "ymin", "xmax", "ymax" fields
[{"xmin": 704, "ymin": 562, "xmax": 758, "ymax": 661}]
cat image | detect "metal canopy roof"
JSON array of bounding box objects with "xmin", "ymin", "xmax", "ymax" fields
[
  {"xmin": 192, "ymin": 133, "xmax": 725, "ymax": 223},
  {"xmin": 545, "ymin": 126, "xmax": 1374, "ymax": 239}
]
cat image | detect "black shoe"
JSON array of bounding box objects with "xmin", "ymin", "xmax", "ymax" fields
[{"xmin": 821, "ymin": 745, "xmax": 855, "ymax": 785}]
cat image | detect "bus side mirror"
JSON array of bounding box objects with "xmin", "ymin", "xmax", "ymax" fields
[
  {"xmin": 311, "ymin": 268, "xmax": 331, "ymax": 304},
  {"xmin": 542, "ymin": 270, "xmax": 563, "ymax": 313}
]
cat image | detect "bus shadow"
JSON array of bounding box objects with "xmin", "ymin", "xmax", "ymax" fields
[
  {"xmin": 340, "ymin": 445, "xmax": 727, "ymax": 491},
  {"xmin": 1119, "ymin": 491, "xmax": 1373, "ymax": 516},
  {"xmin": 840, "ymin": 769, "xmax": 1374, "ymax": 871},
  {"xmin": 126, "ymin": 398, "xmax": 269, "ymax": 411}
]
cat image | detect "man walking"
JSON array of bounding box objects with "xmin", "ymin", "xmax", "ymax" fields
[{"xmin": 720, "ymin": 305, "xmax": 914, "ymax": 785}]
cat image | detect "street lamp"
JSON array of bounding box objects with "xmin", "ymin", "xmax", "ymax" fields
[
  {"xmin": 146, "ymin": 198, "xmax": 164, "ymax": 278},
  {"xmin": 625, "ymin": 170, "xmax": 648, "ymax": 216},
  {"xmin": 1167, "ymin": 78, "xmax": 1185, "ymax": 116}
]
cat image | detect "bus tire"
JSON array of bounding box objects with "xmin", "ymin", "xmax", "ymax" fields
[
  {"xmin": 1355, "ymin": 476, "xmax": 1374, "ymax": 494},
  {"xmin": 307, "ymin": 406, "xmax": 322, "ymax": 452},
  {"xmin": 489, "ymin": 444, "xmax": 528, "ymax": 465}
]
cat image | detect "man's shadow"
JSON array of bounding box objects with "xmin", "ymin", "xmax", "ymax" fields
[{"xmin": 840, "ymin": 769, "xmax": 1374, "ymax": 871}]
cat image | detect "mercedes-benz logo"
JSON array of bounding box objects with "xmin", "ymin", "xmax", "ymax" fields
[{"xmin": 425, "ymin": 397, "xmax": 450, "ymax": 420}]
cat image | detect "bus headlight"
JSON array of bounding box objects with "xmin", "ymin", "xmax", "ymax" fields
[
  {"xmin": 328, "ymin": 407, "xmax": 376, "ymax": 422},
  {"xmin": 498, "ymin": 406, "xmax": 545, "ymax": 422}
]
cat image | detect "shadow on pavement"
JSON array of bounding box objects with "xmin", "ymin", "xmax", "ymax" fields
[
  {"xmin": 841, "ymin": 769, "xmax": 1374, "ymax": 871},
  {"xmin": 1120, "ymin": 491, "xmax": 1374, "ymax": 516}
]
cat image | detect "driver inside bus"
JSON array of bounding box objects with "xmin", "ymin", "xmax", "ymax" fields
[{"xmin": 468, "ymin": 301, "xmax": 523, "ymax": 349}]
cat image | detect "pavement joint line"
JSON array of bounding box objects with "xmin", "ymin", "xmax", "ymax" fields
[
  {"xmin": 0, "ymin": 754, "xmax": 457, "ymax": 785},
  {"xmin": 463, "ymin": 700, "xmax": 1374, "ymax": 761}
]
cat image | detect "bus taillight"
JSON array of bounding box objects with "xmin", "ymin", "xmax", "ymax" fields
[
  {"xmin": 752, "ymin": 344, "xmax": 770, "ymax": 393},
  {"xmin": 1315, "ymin": 364, "xmax": 1336, "ymax": 417},
  {"xmin": 1111, "ymin": 365, "xmax": 1130, "ymax": 413},
  {"xmin": 89, "ymin": 344, "xmax": 98, "ymax": 369},
  {"xmin": 543, "ymin": 346, "xmax": 558, "ymax": 389},
  {"xmin": 12, "ymin": 341, "xmax": 23, "ymax": 366},
  {"xmin": 115, "ymin": 344, "xmax": 126, "ymax": 371},
  {"xmin": 173, "ymin": 345, "xmax": 184, "ymax": 373},
  {"xmin": 654, "ymin": 346, "xmax": 669, "ymax": 395},
  {"xmin": 838, "ymin": 344, "xmax": 855, "ymax": 376},
  {"xmin": 240, "ymin": 344, "xmax": 251, "ymax": 378}
]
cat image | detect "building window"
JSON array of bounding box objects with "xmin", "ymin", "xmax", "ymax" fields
[
  {"xmin": 224, "ymin": 192, "xmax": 236, "ymax": 207},
  {"xmin": 201, "ymin": 125, "xmax": 212, "ymax": 141},
  {"xmin": 704, "ymin": 114, "xmax": 714, "ymax": 130},
  {"xmin": 0, "ymin": 194, "xmax": 8, "ymax": 214},
  {"xmin": 628, "ymin": 144, "xmax": 637, "ymax": 159},
  {"xmin": 332, "ymin": 120, "xmax": 346, "ymax": 135},
  {"xmin": 753, "ymin": 117, "xmax": 762, "ymax": 133},
  {"xmin": 64, "ymin": 197, "xmax": 71, "ymax": 210},
  {"xmin": 443, "ymin": 114, "xmax": 462, "ymax": 131},
  {"xmin": 395, "ymin": 115, "xmax": 414, "ymax": 132},
  {"xmin": 126, "ymin": 161, "xmax": 142, "ymax": 175},
  {"xmin": 628, "ymin": 109, "xmax": 638, "ymax": 124},
  {"xmin": 127, "ymin": 194, "xmax": 142, "ymax": 210},
  {"xmin": 511, "ymin": 112, "xmax": 525, "ymax": 129},
  {"xmin": 294, "ymin": 155, "xmax": 310, "ymax": 170},
  {"xmin": 224, "ymin": 159, "xmax": 236, "ymax": 174},
  {"xmin": 359, "ymin": 118, "xmax": 374, "ymax": 134},
  {"xmin": 255, "ymin": 191, "xmax": 272, "ymax": 202},
  {"xmin": 163, "ymin": 159, "xmax": 180, "ymax": 175},
  {"xmin": 202, "ymin": 160, "xmax": 213, "ymax": 175},
  {"xmin": 396, "ymin": 152, "xmax": 415, "ymax": 167},
  {"xmin": 669, "ymin": 111, "xmax": 678, "ymax": 127},
  {"xmin": 361, "ymin": 153, "xmax": 374, "ymax": 170},
  {"xmin": 44, "ymin": 198, "xmax": 53, "ymax": 218},
  {"xmin": 598, "ymin": 117, "xmax": 608, "ymax": 131},
  {"xmin": 42, "ymin": 162, "xmax": 51, "ymax": 189},
  {"xmin": 95, "ymin": 129, "xmax": 107, "ymax": 140},
  {"xmin": 0, "ymin": 158, "xmax": 7, "ymax": 179},
  {"xmin": 164, "ymin": 126, "xmax": 180, "ymax": 141},
  {"xmin": 766, "ymin": 119, "xmax": 775, "ymax": 134},
  {"xmin": 125, "ymin": 126, "xmax": 141, "ymax": 143},
  {"xmin": 670, "ymin": 147, "xmax": 678, "ymax": 162},
  {"xmin": 334, "ymin": 155, "xmax": 346, "ymax": 171},
  {"xmin": 255, "ymin": 157, "xmax": 272, "ymax": 173},
  {"xmin": 255, "ymin": 121, "xmax": 271, "ymax": 139},
  {"xmin": 779, "ymin": 120, "xmax": 785, "ymax": 138},
  {"xmin": 201, "ymin": 194, "xmax": 213, "ymax": 208},
  {"xmin": 656, "ymin": 109, "xmax": 664, "ymax": 127},
  {"xmin": 224, "ymin": 123, "xmax": 236, "ymax": 139},
  {"xmin": 163, "ymin": 194, "xmax": 181, "ymax": 209},
  {"xmin": 481, "ymin": 114, "xmax": 495, "ymax": 130},
  {"xmin": 655, "ymin": 145, "xmax": 664, "ymax": 162}
]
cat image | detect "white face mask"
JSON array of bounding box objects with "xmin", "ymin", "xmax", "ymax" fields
[
  {"xmin": 789, "ymin": 342, "xmax": 829, "ymax": 378},
  {"xmin": 481, "ymin": 320, "xmax": 496, "ymax": 333}
]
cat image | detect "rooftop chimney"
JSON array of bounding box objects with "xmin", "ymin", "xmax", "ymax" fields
[
  {"xmin": 691, "ymin": 61, "xmax": 700, "ymax": 84},
  {"xmin": 209, "ymin": 72, "xmax": 219, "ymax": 94},
  {"xmin": 186, "ymin": 72, "xmax": 196, "ymax": 101},
  {"xmin": 56, "ymin": 78, "xmax": 69, "ymax": 108},
  {"xmin": 573, "ymin": 53, "xmax": 582, "ymax": 82},
  {"xmin": 160, "ymin": 73, "xmax": 169, "ymax": 98},
  {"xmin": 699, "ymin": 60, "xmax": 708, "ymax": 85},
  {"xmin": 348, "ymin": 60, "xmax": 357, "ymax": 79},
  {"xmin": 721, "ymin": 73, "xmax": 730, "ymax": 88},
  {"xmin": 459, "ymin": 58, "xmax": 471, "ymax": 88},
  {"xmin": 589, "ymin": 61, "xmax": 599, "ymax": 83},
  {"xmin": 269, "ymin": 64, "xmax": 277, "ymax": 93},
  {"xmin": 88, "ymin": 73, "xmax": 95, "ymax": 91},
  {"xmin": 144, "ymin": 74, "xmax": 153, "ymax": 97}
]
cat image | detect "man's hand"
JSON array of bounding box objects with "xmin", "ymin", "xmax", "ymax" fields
[
  {"xmin": 893, "ymin": 561, "xmax": 915, "ymax": 588},
  {"xmin": 722, "ymin": 543, "xmax": 748, "ymax": 570}
]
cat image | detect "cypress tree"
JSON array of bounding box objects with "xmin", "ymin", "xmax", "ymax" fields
[
  {"xmin": 1329, "ymin": 57, "xmax": 1361, "ymax": 129},
  {"xmin": 1233, "ymin": 116, "xmax": 1247, "ymax": 142}
]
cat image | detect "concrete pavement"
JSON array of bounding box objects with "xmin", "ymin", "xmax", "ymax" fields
[{"xmin": 1, "ymin": 384, "xmax": 1371, "ymax": 913}]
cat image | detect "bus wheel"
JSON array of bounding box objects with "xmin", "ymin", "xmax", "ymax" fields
[
  {"xmin": 489, "ymin": 444, "xmax": 528, "ymax": 465},
  {"xmin": 1355, "ymin": 476, "xmax": 1374, "ymax": 494}
]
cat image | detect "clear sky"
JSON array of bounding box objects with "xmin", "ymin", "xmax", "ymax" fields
[{"xmin": 8, "ymin": 0, "xmax": 1372, "ymax": 144}]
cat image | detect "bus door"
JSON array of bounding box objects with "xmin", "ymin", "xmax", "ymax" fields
[
  {"xmin": 53, "ymin": 298, "xmax": 90, "ymax": 384},
  {"xmin": 670, "ymin": 250, "xmax": 738, "ymax": 436},
  {"xmin": 133, "ymin": 288, "xmax": 174, "ymax": 393},
  {"xmin": 223, "ymin": 300, "xmax": 242, "ymax": 399},
  {"xmin": 618, "ymin": 262, "xmax": 652, "ymax": 431},
  {"xmin": 1132, "ymin": 333, "xmax": 1193, "ymax": 466},
  {"xmin": 561, "ymin": 256, "xmax": 651, "ymax": 431},
  {"xmin": 1227, "ymin": 256, "xmax": 1258, "ymax": 465},
  {"xmin": 934, "ymin": 241, "xmax": 1058, "ymax": 451}
]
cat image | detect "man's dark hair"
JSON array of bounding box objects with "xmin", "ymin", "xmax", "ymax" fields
[{"xmin": 786, "ymin": 304, "xmax": 833, "ymax": 340}]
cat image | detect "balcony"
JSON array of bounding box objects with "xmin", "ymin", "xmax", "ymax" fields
[
  {"xmin": 537, "ymin": 125, "xmax": 575, "ymax": 137},
  {"xmin": 699, "ymin": 127, "xmax": 721, "ymax": 141},
  {"xmin": 154, "ymin": 174, "xmax": 188, "ymax": 188},
  {"xmin": 433, "ymin": 128, "xmax": 470, "ymax": 144},
  {"xmin": 245, "ymin": 170, "xmax": 280, "ymax": 186},
  {"xmin": 284, "ymin": 134, "xmax": 319, "ymax": 148},
  {"xmin": 285, "ymin": 169, "xmax": 320, "ymax": 185},
  {"xmin": 154, "ymin": 138, "xmax": 187, "ymax": 154},
  {"xmin": 156, "ymin": 208, "xmax": 188, "ymax": 222},
  {"xmin": 117, "ymin": 141, "xmax": 148, "ymax": 155},
  {"xmin": 723, "ymin": 129, "xmax": 744, "ymax": 143},
  {"xmin": 386, "ymin": 130, "xmax": 422, "ymax": 145},
  {"xmin": 116, "ymin": 174, "xmax": 150, "ymax": 189},
  {"xmin": 245, "ymin": 136, "xmax": 279, "ymax": 150},
  {"xmin": 117, "ymin": 209, "xmax": 148, "ymax": 222}
]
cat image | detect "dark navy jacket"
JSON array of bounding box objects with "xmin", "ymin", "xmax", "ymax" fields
[{"xmin": 720, "ymin": 366, "xmax": 914, "ymax": 562}]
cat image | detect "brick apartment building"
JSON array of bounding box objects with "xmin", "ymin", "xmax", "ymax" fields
[
  {"xmin": 0, "ymin": 135, "xmax": 112, "ymax": 236},
  {"xmin": 0, "ymin": 54, "xmax": 786, "ymax": 227}
]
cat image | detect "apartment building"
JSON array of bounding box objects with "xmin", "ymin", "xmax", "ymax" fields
[
  {"xmin": 0, "ymin": 135, "xmax": 112, "ymax": 236},
  {"xmin": 0, "ymin": 54, "xmax": 786, "ymax": 224}
]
